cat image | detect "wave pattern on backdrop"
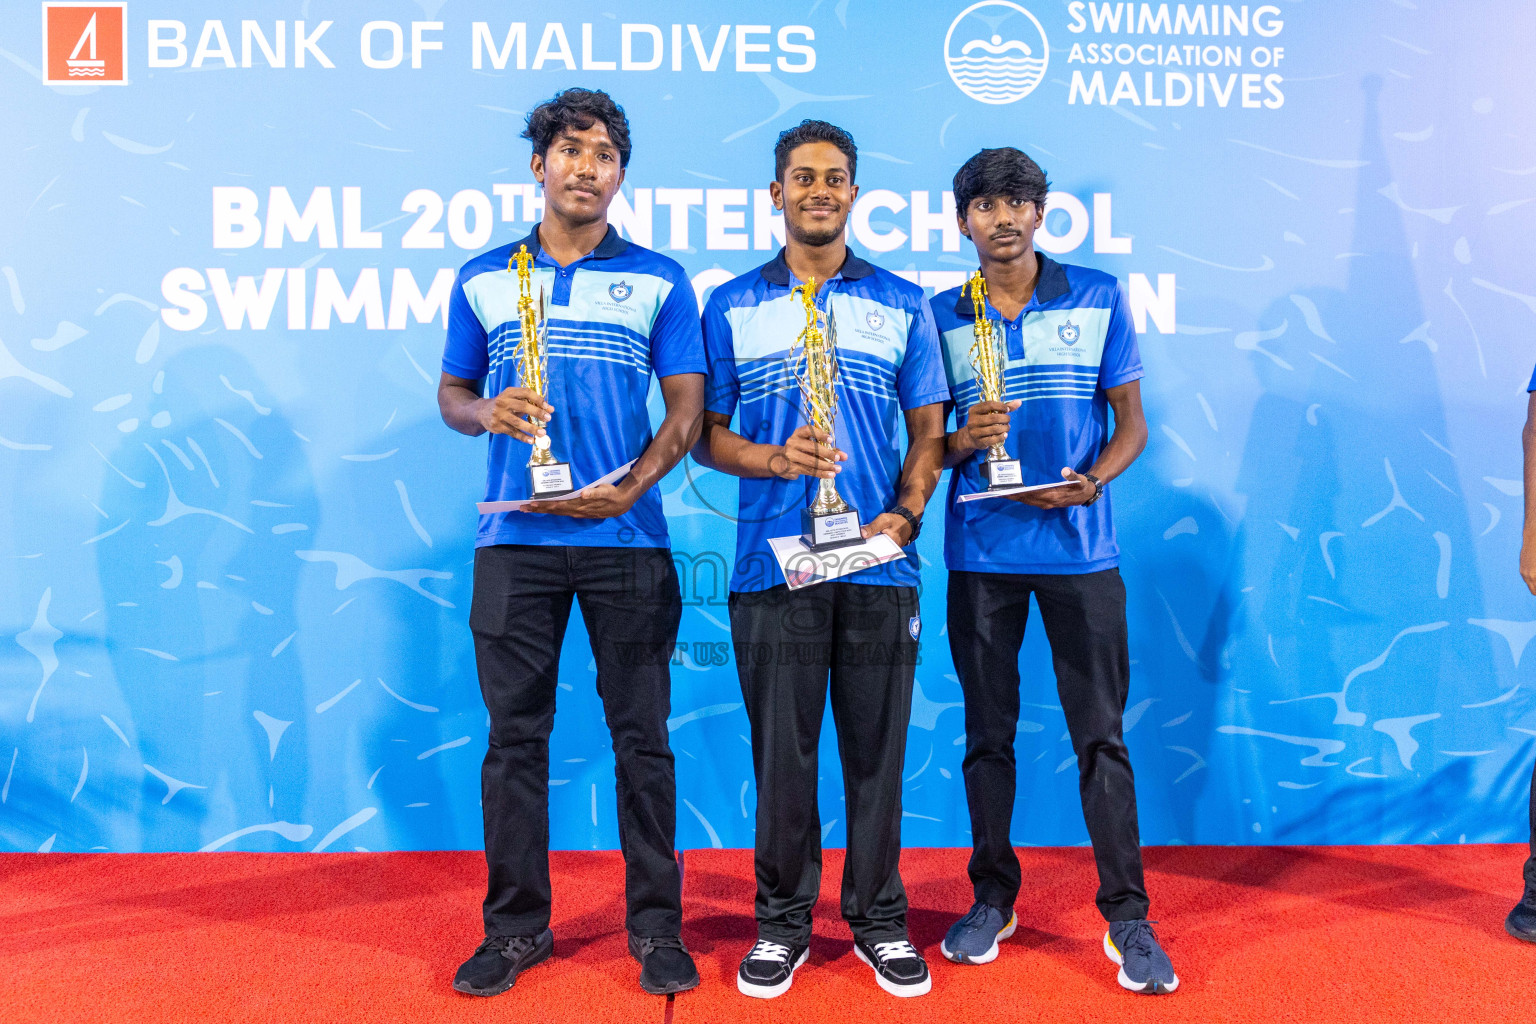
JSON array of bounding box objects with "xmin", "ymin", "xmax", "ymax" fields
[{"xmin": 2, "ymin": 1, "xmax": 1535, "ymax": 853}]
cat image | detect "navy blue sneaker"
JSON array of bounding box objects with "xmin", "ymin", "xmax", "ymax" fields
[
  {"xmin": 940, "ymin": 902, "xmax": 1017, "ymax": 964},
  {"xmin": 1508, "ymin": 897, "xmax": 1536, "ymax": 943},
  {"xmin": 1104, "ymin": 920, "xmax": 1179, "ymax": 994}
]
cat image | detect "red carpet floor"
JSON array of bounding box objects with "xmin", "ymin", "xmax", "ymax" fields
[{"xmin": 1, "ymin": 845, "xmax": 1530, "ymax": 1023}]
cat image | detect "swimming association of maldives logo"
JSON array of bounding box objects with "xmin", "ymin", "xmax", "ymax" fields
[
  {"xmin": 608, "ymin": 280, "xmax": 632, "ymax": 302},
  {"xmin": 944, "ymin": 1, "xmax": 1049, "ymax": 105},
  {"xmin": 43, "ymin": 3, "xmax": 127, "ymax": 86},
  {"xmin": 1058, "ymin": 320, "xmax": 1080, "ymax": 345}
]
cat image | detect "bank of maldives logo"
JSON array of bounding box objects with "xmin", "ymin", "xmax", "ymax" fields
[
  {"xmin": 43, "ymin": 3, "xmax": 127, "ymax": 85},
  {"xmin": 944, "ymin": 1, "xmax": 1049, "ymax": 105}
]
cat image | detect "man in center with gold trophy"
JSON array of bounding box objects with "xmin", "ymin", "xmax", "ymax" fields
[
  {"xmin": 928, "ymin": 147, "xmax": 1178, "ymax": 994},
  {"xmin": 692, "ymin": 120, "xmax": 948, "ymax": 999}
]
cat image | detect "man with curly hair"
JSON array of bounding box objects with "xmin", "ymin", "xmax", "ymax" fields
[{"xmin": 438, "ymin": 88, "xmax": 704, "ymax": 998}]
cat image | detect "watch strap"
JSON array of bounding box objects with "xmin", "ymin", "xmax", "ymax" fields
[{"xmin": 888, "ymin": 504, "xmax": 921, "ymax": 542}]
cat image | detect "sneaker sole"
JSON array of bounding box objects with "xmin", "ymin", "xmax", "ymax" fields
[
  {"xmin": 737, "ymin": 946, "xmax": 809, "ymax": 1000},
  {"xmin": 453, "ymin": 932, "xmax": 554, "ymax": 997},
  {"xmin": 1102, "ymin": 932, "xmax": 1179, "ymax": 994},
  {"xmin": 853, "ymin": 944, "xmax": 932, "ymax": 997},
  {"xmin": 940, "ymin": 913, "xmax": 1017, "ymax": 965}
]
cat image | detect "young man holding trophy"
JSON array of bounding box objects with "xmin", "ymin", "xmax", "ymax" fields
[
  {"xmin": 929, "ymin": 148, "xmax": 1178, "ymax": 993},
  {"xmin": 436, "ymin": 89, "xmax": 706, "ymax": 998},
  {"xmin": 692, "ymin": 120, "xmax": 949, "ymax": 999}
]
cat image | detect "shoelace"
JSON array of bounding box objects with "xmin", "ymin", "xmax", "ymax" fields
[
  {"xmin": 1117, "ymin": 920, "xmax": 1162, "ymax": 960},
  {"xmin": 957, "ymin": 902, "xmax": 996, "ymax": 929},
  {"xmin": 747, "ymin": 940, "xmax": 792, "ymax": 963},
  {"xmin": 633, "ymin": 935, "xmax": 688, "ymax": 956},
  {"xmin": 871, "ymin": 940, "xmax": 919, "ymax": 963},
  {"xmin": 478, "ymin": 935, "xmax": 538, "ymax": 959}
]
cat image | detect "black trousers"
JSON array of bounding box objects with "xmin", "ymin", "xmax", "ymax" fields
[
  {"xmin": 470, "ymin": 544, "xmax": 683, "ymax": 938},
  {"xmin": 1528, "ymin": 763, "xmax": 1536, "ymax": 896},
  {"xmin": 947, "ymin": 568, "xmax": 1150, "ymax": 922},
  {"xmin": 728, "ymin": 582, "xmax": 920, "ymax": 945}
]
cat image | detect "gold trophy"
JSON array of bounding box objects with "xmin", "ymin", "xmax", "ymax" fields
[
  {"xmin": 965, "ymin": 270, "xmax": 1023, "ymax": 489},
  {"xmin": 788, "ymin": 278, "xmax": 863, "ymax": 551},
  {"xmin": 511, "ymin": 244, "xmax": 573, "ymax": 497}
]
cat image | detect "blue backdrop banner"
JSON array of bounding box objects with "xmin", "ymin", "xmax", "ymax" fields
[{"xmin": 3, "ymin": 0, "xmax": 1536, "ymax": 854}]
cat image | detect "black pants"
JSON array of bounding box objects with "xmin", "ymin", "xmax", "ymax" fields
[
  {"xmin": 947, "ymin": 568, "xmax": 1149, "ymax": 922},
  {"xmin": 729, "ymin": 582, "xmax": 919, "ymax": 945},
  {"xmin": 470, "ymin": 544, "xmax": 683, "ymax": 938},
  {"xmin": 1527, "ymin": 763, "xmax": 1536, "ymax": 896}
]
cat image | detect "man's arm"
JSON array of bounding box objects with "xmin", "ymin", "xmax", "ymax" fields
[
  {"xmin": 437, "ymin": 372, "xmax": 552, "ymax": 442},
  {"xmin": 862, "ymin": 402, "xmax": 947, "ymax": 545},
  {"xmin": 1010, "ymin": 379, "xmax": 1147, "ymax": 509},
  {"xmin": 525, "ymin": 372, "xmax": 706, "ymax": 518},
  {"xmin": 1521, "ymin": 393, "xmax": 1536, "ymax": 594}
]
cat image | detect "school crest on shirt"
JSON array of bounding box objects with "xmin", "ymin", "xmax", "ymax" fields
[
  {"xmin": 866, "ymin": 310, "xmax": 886, "ymax": 331},
  {"xmin": 908, "ymin": 614, "xmax": 921, "ymax": 640},
  {"xmin": 609, "ymin": 280, "xmax": 633, "ymax": 302},
  {"xmin": 1058, "ymin": 320, "xmax": 1080, "ymax": 345}
]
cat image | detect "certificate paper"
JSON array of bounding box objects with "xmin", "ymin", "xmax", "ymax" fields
[
  {"xmin": 768, "ymin": 533, "xmax": 906, "ymax": 590},
  {"xmin": 476, "ymin": 460, "xmax": 637, "ymax": 514},
  {"xmin": 956, "ymin": 480, "xmax": 1075, "ymax": 503}
]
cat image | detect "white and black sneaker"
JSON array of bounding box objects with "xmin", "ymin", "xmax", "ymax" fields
[
  {"xmin": 737, "ymin": 938, "xmax": 809, "ymax": 999},
  {"xmin": 853, "ymin": 938, "xmax": 931, "ymax": 997}
]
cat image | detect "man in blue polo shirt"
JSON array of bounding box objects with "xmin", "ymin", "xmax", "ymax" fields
[
  {"xmin": 437, "ymin": 89, "xmax": 704, "ymax": 998},
  {"xmin": 929, "ymin": 148, "xmax": 1179, "ymax": 994},
  {"xmin": 692, "ymin": 120, "xmax": 948, "ymax": 999}
]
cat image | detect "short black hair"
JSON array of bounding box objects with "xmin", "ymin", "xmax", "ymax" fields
[
  {"xmin": 774, "ymin": 119, "xmax": 857, "ymax": 183},
  {"xmin": 953, "ymin": 148, "xmax": 1050, "ymax": 218},
  {"xmin": 522, "ymin": 88, "xmax": 632, "ymax": 168}
]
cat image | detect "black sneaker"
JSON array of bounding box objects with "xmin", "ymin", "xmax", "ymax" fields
[
  {"xmin": 452, "ymin": 929, "xmax": 554, "ymax": 996},
  {"xmin": 628, "ymin": 934, "xmax": 701, "ymax": 995},
  {"xmin": 737, "ymin": 938, "xmax": 809, "ymax": 999},
  {"xmin": 853, "ymin": 938, "xmax": 931, "ymax": 997},
  {"xmin": 1507, "ymin": 896, "xmax": 1536, "ymax": 943}
]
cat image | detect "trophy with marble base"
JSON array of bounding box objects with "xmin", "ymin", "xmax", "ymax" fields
[
  {"xmin": 965, "ymin": 270, "xmax": 1023, "ymax": 490},
  {"xmin": 512, "ymin": 244, "xmax": 573, "ymax": 498},
  {"xmin": 789, "ymin": 277, "xmax": 863, "ymax": 551}
]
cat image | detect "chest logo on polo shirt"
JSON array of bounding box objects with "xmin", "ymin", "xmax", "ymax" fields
[
  {"xmin": 608, "ymin": 280, "xmax": 633, "ymax": 302},
  {"xmin": 866, "ymin": 310, "xmax": 886, "ymax": 331},
  {"xmin": 1058, "ymin": 320, "xmax": 1080, "ymax": 345}
]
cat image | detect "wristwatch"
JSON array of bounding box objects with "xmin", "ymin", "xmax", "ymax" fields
[
  {"xmin": 888, "ymin": 504, "xmax": 922, "ymax": 542},
  {"xmin": 1081, "ymin": 473, "xmax": 1104, "ymax": 506}
]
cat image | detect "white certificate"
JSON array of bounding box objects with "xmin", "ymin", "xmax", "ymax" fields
[
  {"xmin": 768, "ymin": 532, "xmax": 906, "ymax": 590},
  {"xmin": 476, "ymin": 460, "xmax": 638, "ymax": 514},
  {"xmin": 957, "ymin": 480, "xmax": 1075, "ymax": 503}
]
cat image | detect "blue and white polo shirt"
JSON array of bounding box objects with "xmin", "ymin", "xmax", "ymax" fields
[
  {"xmin": 443, "ymin": 225, "xmax": 704, "ymax": 549},
  {"xmin": 932, "ymin": 254, "xmax": 1144, "ymax": 575},
  {"xmin": 703, "ymin": 249, "xmax": 949, "ymax": 592}
]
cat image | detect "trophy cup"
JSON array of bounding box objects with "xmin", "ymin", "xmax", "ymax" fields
[
  {"xmin": 965, "ymin": 270, "xmax": 1023, "ymax": 489},
  {"xmin": 511, "ymin": 244, "xmax": 573, "ymax": 497},
  {"xmin": 789, "ymin": 278, "xmax": 863, "ymax": 551}
]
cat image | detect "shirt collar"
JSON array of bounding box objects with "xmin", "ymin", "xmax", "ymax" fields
[
  {"xmin": 953, "ymin": 252, "xmax": 1069, "ymax": 318},
  {"xmin": 513, "ymin": 223, "xmax": 629, "ymax": 264},
  {"xmin": 759, "ymin": 246, "xmax": 876, "ymax": 287}
]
